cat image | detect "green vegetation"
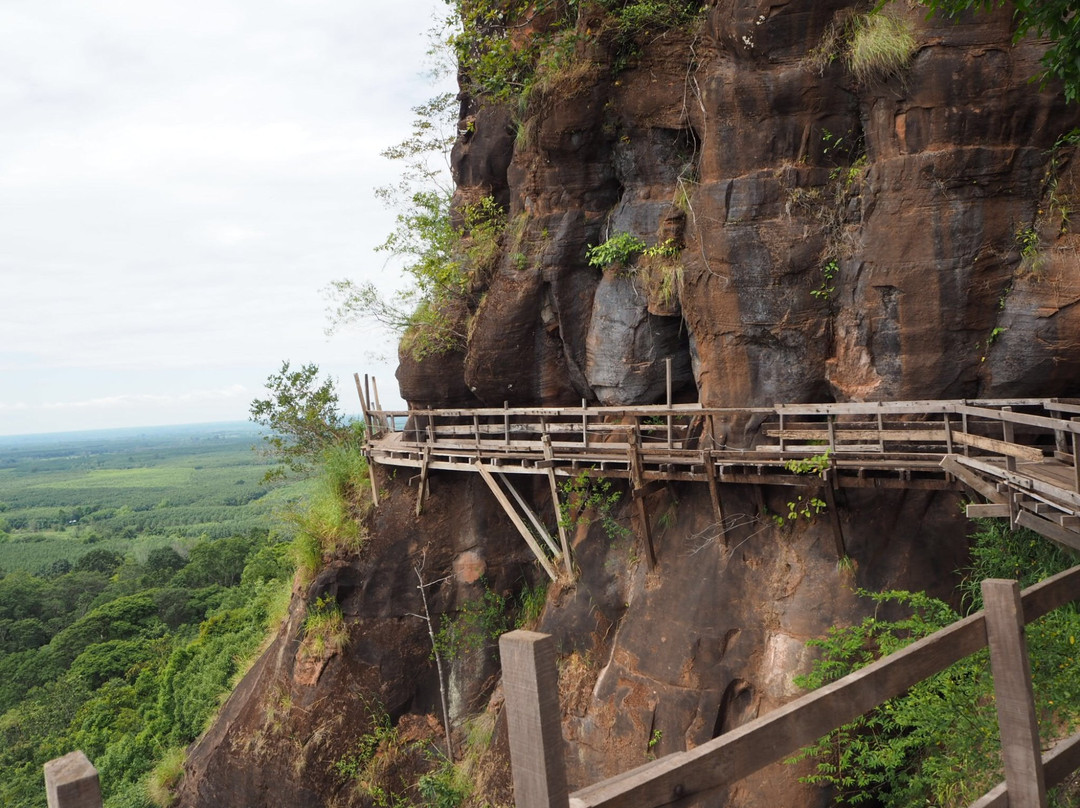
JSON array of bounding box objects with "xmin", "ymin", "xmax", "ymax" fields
[
  {"xmin": 809, "ymin": 6, "xmax": 916, "ymax": 83},
  {"xmin": 333, "ymin": 703, "xmax": 470, "ymax": 808},
  {"xmin": 0, "ymin": 361, "xmax": 374, "ymax": 807},
  {"xmin": 249, "ymin": 361, "xmax": 360, "ymax": 480},
  {"xmin": 789, "ymin": 521, "xmax": 1080, "ymax": 807},
  {"xmin": 922, "ymin": 0, "xmax": 1080, "ymax": 102},
  {"xmin": 558, "ymin": 471, "xmax": 629, "ymax": 541},
  {"xmin": 0, "ymin": 524, "xmax": 294, "ymax": 807},
  {"xmin": 783, "ymin": 450, "xmax": 832, "ymax": 478}
]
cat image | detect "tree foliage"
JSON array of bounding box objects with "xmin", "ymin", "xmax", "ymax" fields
[
  {"xmin": 249, "ymin": 361, "xmax": 353, "ymax": 480},
  {"xmin": 921, "ymin": 0, "xmax": 1080, "ymax": 101}
]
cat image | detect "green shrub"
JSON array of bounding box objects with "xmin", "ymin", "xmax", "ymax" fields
[{"xmin": 586, "ymin": 232, "xmax": 647, "ymax": 268}]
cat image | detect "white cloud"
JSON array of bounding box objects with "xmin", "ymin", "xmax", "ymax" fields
[{"xmin": 0, "ymin": 0, "xmax": 450, "ymax": 435}]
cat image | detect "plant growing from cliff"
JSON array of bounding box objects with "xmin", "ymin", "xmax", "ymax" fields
[
  {"xmin": 809, "ymin": 6, "xmax": 916, "ymax": 84},
  {"xmin": 300, "ymin": 595, "xmax": 349, "ymax": 659},
  {"xmin": 433, "ymin": 582, "xmax": 510, "ymax": 662},
  {"xmin": 810, "ymin": 259, "xmax": 839, "ymax": 301},
  {"xmin": 784, "ymin": 450, "xmax": 832, "ymax": 478},
  {"xmin": 922, "ymin": 0, "xmax": 1080, "ymax": 102},
  {"xmin": 558, "ymin": 471, "xmax": 629, "ymax": 541}
]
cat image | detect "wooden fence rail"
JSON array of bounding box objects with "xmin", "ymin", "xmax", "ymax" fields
[{"xmin": 500, "ymin": 565, "xmax": 1080, "ymax": 808}]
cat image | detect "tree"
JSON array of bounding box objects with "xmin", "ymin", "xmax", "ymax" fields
[
  {"xmin": 920, "ymin": 0, "xmax": 1080, "ymax": 101},
  {"xmin": 249, "ymin": 361, "xmax": 352, "ymax": 479}
]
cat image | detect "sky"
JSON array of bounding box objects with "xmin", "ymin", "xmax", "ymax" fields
[{"xmin": 0, "ymin": 0, "xmax": 455, "ymax": 436}]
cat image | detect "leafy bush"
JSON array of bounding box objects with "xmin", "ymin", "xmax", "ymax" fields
[{"xmin": 586, "ymin": 232, "xmax": 647, "ymax": 268}]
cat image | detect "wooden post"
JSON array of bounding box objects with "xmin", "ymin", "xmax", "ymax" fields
[
  {"xmin": 666, "ymin": 357, "xmax": 674, "ymax": 450},
  {"xmin": 944, "ymin": 413, "xmax": 954, "ymax": 455},
  {"xmin": 962, "ymin": 412, "xmax": 971, "ymax": 456},
  {"xmin": 542, "ymin": 435, "xmax": 574, "ymax": 577},
  {"xmin": 702, "ymin": 450, "xmax": 727, "ymax": 546},
  {"xmin": 44, "ymin": 751, "xmax": 102, "ymax": 808},
  {"xmin": 582, "ymin": 399, "xmax": 589, "ymax": 450},
  {"xmin": 981, "ymin": 579, "xmax": 1048, "ymax": 808},
  {"xmin": 505, "ymin": 401, "xmax": 511, "ymax": 448},
  {"xmin": 354, "ymin": 373, "xmax": 372, "ymax": 439},
  {"xmin": 499, "ymin": 631, "xmax": 569, "ymax": 808},
  {"xmin": 1003, "ymin": 407, "xmax": 1017, "ymax": 473},
  {"xmin": 1072, "ymin": 418, "xmax": 1080, "ymax": 495},
  {"xmin": 877, "ymin": 412, "xmax": 885, "ymax": 453}
]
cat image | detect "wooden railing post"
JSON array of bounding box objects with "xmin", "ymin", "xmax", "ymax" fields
[
  {"xmin": 500, "ymin": 630, "xmax": 569, "ymax": 808},
  {"xmin": 982, "ymin": 579, "xmax": 1048, "ymax": 808},
  {"xmin": 44, "ymin": 751, "xmax": 102, "ymax": 808}
]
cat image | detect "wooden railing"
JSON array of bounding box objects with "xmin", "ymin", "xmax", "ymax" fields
[{"xmin": 500, "ymin": 565, "xmax": 1080, "ymax": 808}]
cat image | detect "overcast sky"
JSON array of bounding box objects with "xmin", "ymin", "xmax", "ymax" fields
[{"xmin": 0, "ymin": 0, "xmax": 455, "ymax": 436}]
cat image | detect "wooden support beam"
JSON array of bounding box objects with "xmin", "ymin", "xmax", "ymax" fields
[
  {"xmin": 981, "ymin": 579, "xmax": 1047, "ymax": 808},
  {"xmin": 940, "ymin": 456, "xmax": 1006, "ymax": 504},
  {"xmin": 45, "ymin": 751, "xmax": 102, "ymax": 808},
  {"xmin": 702, "ymin": 452, "xmax": 727, "ymax": 545},
  {"xmin": 542, "ymin": 436, "xmax": 573, "ymax": 577},
  {"xmin": 635, "ymin": 491, "xmax": 656, "ymax": 570},
  {"xmin": 1015, "ymin": 511, "xmax": 1080, "ymax": 553},
  {"xmin": 822, "ymin": 469, "xmax": 845, "ymax": 559},
  {"xmin": 476, "ymin": 462, "xmax": 559, "ymax": 581},
  {"xmin": 500, "ymin": 631, "xmax": 570, "ymax": 808},
  {"xmin": 415, "ymin": 446, "xmax": 431, "ymax": 517},
  {"xmin": 499, "ymin": 472, "xmax": 561, "ymax": 557}
]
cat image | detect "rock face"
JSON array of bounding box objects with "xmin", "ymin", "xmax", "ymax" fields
[{"xmin": 178, "ymin": 3, "xmax": 1080, "ymax": 807}]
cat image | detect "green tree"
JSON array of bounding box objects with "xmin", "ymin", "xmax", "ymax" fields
[
  {"xmin": 920, "ymin": 0, "xmax": 1080, "ymax": 101},
  {"xmin": 249, "ymin": 361, "xmax": 352, "ymax": 479}
]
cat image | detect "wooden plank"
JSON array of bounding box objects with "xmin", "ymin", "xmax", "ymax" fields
[
  {"xmin": 981, "ymin": 579, "xmax": 1047, "ymax": 808},
  {"xmin": 954, "ymin": 455, "xmax": 1080, "ymax": 509},
  {"xmin": 1015, "ymin": 511, "xmax": 1080, "ymax": 553},
  {"xmin": 475, "ymin": 462, "xmax": 559, "ymax": 581},
  {"xmin": 765, "ymin": 428, "xmax": 947, "ymax": 441},
  {"xmin": 941, "ymin": 456, "xmax": 1006, "ymax": 503},
  {"xmin": 499, "ymin": 631, "xmax": 570, "ymax": 808},
  {"xmin": 966, "ymin": 503, "xmax": 1011, "ymax": 518},
  {"xmin": 953, "ymin": 431, "xmax": 1044, "ymax": 462}
]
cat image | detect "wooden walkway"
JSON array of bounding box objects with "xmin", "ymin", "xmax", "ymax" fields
[{"xmin": 356, "ymin": 377, "xmax": 1080, "ymax": 574}]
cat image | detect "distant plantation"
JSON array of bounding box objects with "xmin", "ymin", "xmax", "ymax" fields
[{"xmin": 0, "ymin": 424, "xmax": 311, "ymax": 574}]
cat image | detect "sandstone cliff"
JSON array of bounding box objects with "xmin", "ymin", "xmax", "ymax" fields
[{"xmin": 177, "ymin": 3, "xmax": 1079, "ymax": 806}]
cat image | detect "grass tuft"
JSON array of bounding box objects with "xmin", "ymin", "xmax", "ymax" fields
[{"xmin": 845, "ymin": 10, "xmax": 917, "ymax": 84}]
